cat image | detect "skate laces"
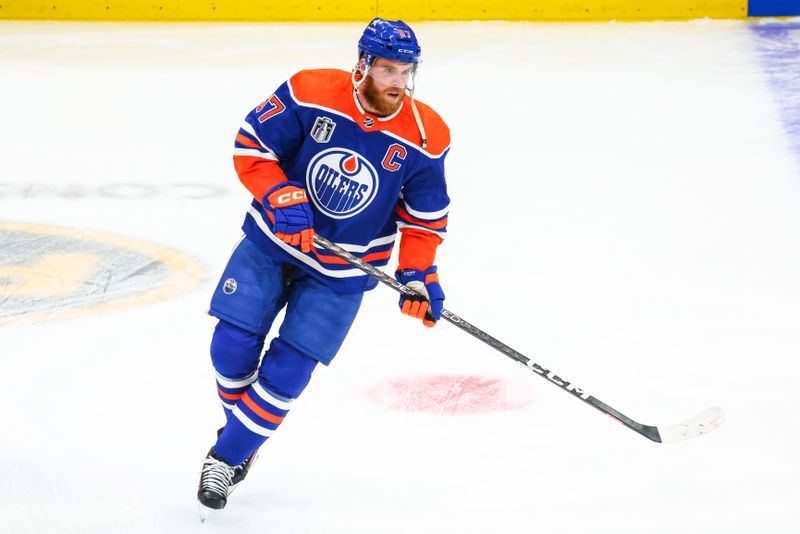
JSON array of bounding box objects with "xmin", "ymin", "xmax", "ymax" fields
[{"xmin": 200, "ymin": 456, "xmax": 235, "ymax": 497}]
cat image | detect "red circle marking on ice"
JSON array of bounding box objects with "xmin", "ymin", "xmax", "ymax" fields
[{"xmin": 368, "ymin": 374, "xmax": 534, "ymax": 415}]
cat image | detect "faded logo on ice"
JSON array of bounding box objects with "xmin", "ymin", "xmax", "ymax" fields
[
  {"xmin": 306, "ymin": 148, "xmax": 379, "ymax": 219},
  {"xmin": 0, "ymin": 221, "xmax": 205, "ymax": 325}
]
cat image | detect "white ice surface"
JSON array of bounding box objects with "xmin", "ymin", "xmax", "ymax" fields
[{"xmin": 1, "ymin": 20, "xmax": 799, "ymax": 533}]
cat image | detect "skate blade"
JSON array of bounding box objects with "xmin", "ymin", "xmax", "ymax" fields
[
  {"xmin": 198, "ymin": 503, "xmax": 214, "ymax": 523},
  {"xmin": 228, "ymin": 450, "xmax": 260, "ymax": 496}
]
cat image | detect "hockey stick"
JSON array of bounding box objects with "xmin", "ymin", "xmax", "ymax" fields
[{"xmin": 313, "ymin": 234, "xmax": 725, "ymax": 444}]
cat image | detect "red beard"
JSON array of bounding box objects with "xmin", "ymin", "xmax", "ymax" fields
[{"xmin": 360, "ymin": 75, "xmax": 404, "ymax": 116}]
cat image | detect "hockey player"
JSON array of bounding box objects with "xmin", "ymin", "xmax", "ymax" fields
[{"xmin": 197, "ymin": 18, "xmax": 450, "ymax": 517}]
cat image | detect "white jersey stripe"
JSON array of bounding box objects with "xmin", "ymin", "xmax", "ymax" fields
[
  {"xmin": 402, "ymin": 200, "xmax": 449, "ymax": 221},
  {"xmin": 247, "ymin": 206, "xmax": 388, "ymax": 278},
  {"xmin": 381, "ymin": 128, "xmax": 450, "ymax": 159},
  {"xmin": 252, "ymin": 381, "xmax": 293, "ymax": 411},
  {"xmin": 397, "ymin": 221, "xmax": 447, "ymax": 239},
  {"xmin": 216, "ymin": 370, "xmax": 258, "ymax": 389},
  {"xmin": 240, "ymin": 121, "xmax": 280, "ymax": 155},
  {"xmin": 234, "ymin": 148, "xmax": 279, "ymax": 160},
  {"xmin": 232, "ymin": 406, "xmax": 275, "ymax": 437},
  {"xmin": 314, "ymin": 234, "xmax": 396, "ymax": 254}
]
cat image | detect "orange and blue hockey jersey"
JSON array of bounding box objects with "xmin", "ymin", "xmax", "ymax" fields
[{"xmin": 233, "ymin": 69, "xmax": 450, "ymax": 293}]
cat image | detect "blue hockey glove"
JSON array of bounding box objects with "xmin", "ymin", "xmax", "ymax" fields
[
  {"xmin": 395, "ymin": 266, "xmax": 445, "ymax": 328},
  {"xmin": 263, "ymin": 182, "xmax": 314, "ymax": 253}
]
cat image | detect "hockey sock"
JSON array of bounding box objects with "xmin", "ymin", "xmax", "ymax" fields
[
  {"xmin": 215, "ymin": 338, "xmax": 318, "ymax": 466},
  {"xmin": 215, "ymin": 370, "xmax": 259, "ymax": 421},
  {"xmin": 210, "ymin": 320, "xmax": 265, "ymax": 420},
  {"xmin": 215, "ymin": 381, "xmax": 292, "ymax": 465}
]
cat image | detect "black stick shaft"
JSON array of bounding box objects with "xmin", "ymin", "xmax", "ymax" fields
[{"xmin": 313, "ymin": 234, "xmax": 661, "ymax": 442}]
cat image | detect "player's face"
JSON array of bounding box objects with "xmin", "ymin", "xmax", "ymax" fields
[{"xmin": 360, "ymin": 58, "xmax": 415, "ymax": 116}]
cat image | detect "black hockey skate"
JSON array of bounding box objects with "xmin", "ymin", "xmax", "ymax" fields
[
  {"xmin": 231, "ymin": 449, "xmax": 258, "ymax": 489},
  {"xmin": 197, "ymin": 447, "xmax": 236, "ymax": 522},
  {"xmin": 216, "ymin": 427, "xmax": 259, "ymax": 490}
]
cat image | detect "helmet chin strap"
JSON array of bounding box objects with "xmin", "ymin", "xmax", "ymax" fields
[
  {"xmin": 351, "ymin": 60, "xmax": 427, "ymax": 150},
  {"xmin": 351, "ymin": 63, "xmax": 368, "ymax": 93},
  {"xmin": 352, "ymin": 55, "xmax": 373, "ymax": 94},
  {"xmin": 409, "ymin": 94, "xmax": 427, "ymax": 149}
]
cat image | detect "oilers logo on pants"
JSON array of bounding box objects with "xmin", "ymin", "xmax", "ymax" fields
[{"xmin": 306, "ymin": 148, "xmax": 379, "ymax": 219}]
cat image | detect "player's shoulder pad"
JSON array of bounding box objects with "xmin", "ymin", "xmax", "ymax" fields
[
  {"xmin": 411, "ymin": 99, "xmax": 450, "ymax": 157},
  {"xmin": 288, "ymin": 69, "xmax": 351, "ymax": 106}
]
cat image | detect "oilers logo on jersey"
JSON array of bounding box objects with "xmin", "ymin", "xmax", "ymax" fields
[{"xmin": 306, "ymin": 148, "xmax": 379, "ymax": 219}]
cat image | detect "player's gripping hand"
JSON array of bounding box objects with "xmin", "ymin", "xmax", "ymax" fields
[
  {"xmin": 264, "ymin": 182, "xmax": 314, "ymax": 253},
  {"xmin": 395, "ymin": 266, "xmax": 445, "ymax": 328}
]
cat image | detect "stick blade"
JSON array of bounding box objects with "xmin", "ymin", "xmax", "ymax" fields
[{"xmin": 655, "ymin": 406, "xmax": 725, "ymax": 444}]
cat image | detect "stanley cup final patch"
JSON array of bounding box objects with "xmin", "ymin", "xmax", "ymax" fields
[{"xmin": 310, "ymin": 117, "xmax": 336, "ymax": 143}]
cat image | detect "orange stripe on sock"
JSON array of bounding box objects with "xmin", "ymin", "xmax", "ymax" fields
[
  {"xmin": 242, "ymin": 391, "xmax": 285, "ymax": 425},
  {"xmin": 217, "ymin": 387, "xmax": 243, "ymax": 401}
]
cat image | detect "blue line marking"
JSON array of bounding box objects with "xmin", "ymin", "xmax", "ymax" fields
[
  {"xmin": 749, "ymin": 0, "xmax": 800, "ymax": 17},
  {"xmin": 750, "ymin": 21, "xmax": 800, "ymax": 170}
]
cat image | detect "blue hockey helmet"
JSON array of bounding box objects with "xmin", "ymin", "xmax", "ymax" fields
[{"xmin": 358, "ymin": 18, "xmax": 421, "ymax": 64}]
